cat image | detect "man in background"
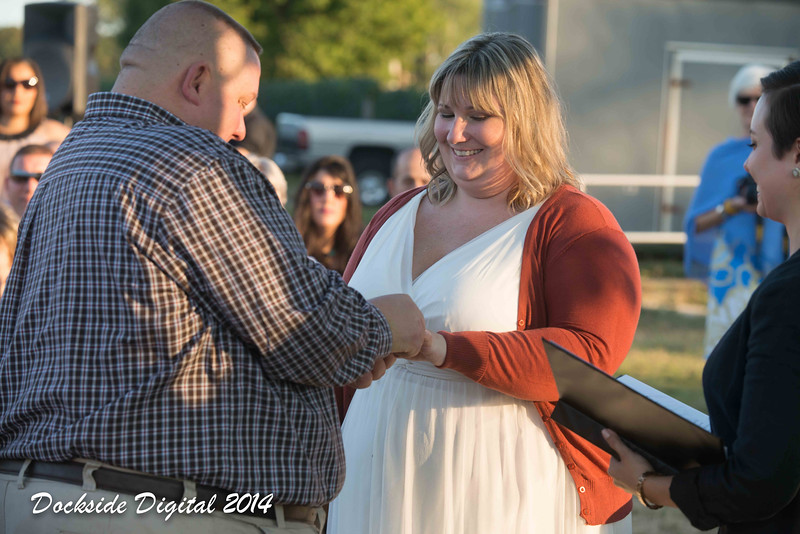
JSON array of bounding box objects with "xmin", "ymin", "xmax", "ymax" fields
[
  {"xmin": 388, "ymin": 146, "xmax": 430, "ymax": 197},
  {"xmin": 3, "ymin": 143, "xmax": 53, "ymax": 218},
  {"xmin": 0, "ymin": 2, "xmax": 424, "ymax": 533}
]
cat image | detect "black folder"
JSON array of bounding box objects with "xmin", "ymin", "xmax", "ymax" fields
[{"xmin": 544, "ymin": 339, "xmax": 725, "ymax": 475}]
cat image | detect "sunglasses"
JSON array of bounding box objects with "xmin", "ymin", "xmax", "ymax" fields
[
  {"xmin": 2, "ymin": 76, "xmax": 39, "ymax": 90},
  {"xmin": 9, "ymin": 171, "xmax": 42, "ymax": 184},
  {"xmin": 736, "ymin": 94, "xmax": 759, "ymax": 106},
  {"xmin": 305, "ymin": 182, "xmax": 353, "ymax": 198}
]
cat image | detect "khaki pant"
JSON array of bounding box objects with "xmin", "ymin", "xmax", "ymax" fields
[{"xmin": 0, "ymin": 467, "xmax": 324, "ymax": 534}]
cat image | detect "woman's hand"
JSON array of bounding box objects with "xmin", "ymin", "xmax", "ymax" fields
[
  {"xmin": 603, "ymin": 428, "xmax": 655, "ymax": 493},
  {"xmin": 402, "ymin": 330, "xmax": 447, "ymax": 367},
  {"xmin": 695, "ymin": 195, "xmax": 757, "ymax": 232},
  {"xmin": 727, "ymin": 195, "xmax": 757, "ymax": 214},
  {"xmin": 604, "ymin": 428, "xmax": 677, "ymax": 509}
]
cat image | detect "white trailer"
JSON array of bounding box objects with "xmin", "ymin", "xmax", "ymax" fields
[
  {"xmin": 485, "ymin": 0, "xmax": 800, "ymax": 243},
  {"xmin": 274, "ymin": 113, "xmax": 416, "ymax": 206}
]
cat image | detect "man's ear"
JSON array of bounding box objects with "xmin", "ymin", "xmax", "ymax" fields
[{"xmin": 180, "ymin": 62, "xmax": 210, "ymax": 106}]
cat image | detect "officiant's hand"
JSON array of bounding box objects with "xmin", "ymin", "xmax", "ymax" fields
[
  {"xmin": 603, "ymin": 428, "xmax": 654, "ymax": 493},
  {"xmin": 604, "ymin": 428, "xmax": 677, "ymax": 509}
]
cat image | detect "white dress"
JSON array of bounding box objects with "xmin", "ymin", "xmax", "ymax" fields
[{"xmin": 328, "ymin": 191, "xmax": 631, "ymax": 534}]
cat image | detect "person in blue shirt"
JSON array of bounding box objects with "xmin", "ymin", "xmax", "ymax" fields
[{"xmin": 683, "ymin": 64, "xmax": 786, "ymax": 358}]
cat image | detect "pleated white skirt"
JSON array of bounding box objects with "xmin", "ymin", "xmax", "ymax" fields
[{"xmin": 328, "ymin": 361, "xmax": 631, "ymax": 534}]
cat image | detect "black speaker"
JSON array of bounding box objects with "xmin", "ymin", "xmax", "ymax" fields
[{"xmin": 23, "ymin": 2, "xmax": 98, "ymax": 121}]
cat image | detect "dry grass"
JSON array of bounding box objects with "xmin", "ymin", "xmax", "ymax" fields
[{"xmin": 624, "ymin": 273, "xmax": 708, "ymax": 533}]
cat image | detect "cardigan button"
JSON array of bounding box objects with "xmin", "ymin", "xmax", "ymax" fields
[
  {"xmin": 579, "ymin": 486, "xmax": 586, "ymax": 493},
  {"xmin": 567, "ymin": 463, "xmax": 576, "ymax": 470},
  {"xmin": 517, "ymin": 320, "xmax": 524, "ymax": 327}
]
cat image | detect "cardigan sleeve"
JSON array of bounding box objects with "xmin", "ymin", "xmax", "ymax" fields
[{"xmin": 439, "ymin": 188, "xmax": 642, "ymax": 401}]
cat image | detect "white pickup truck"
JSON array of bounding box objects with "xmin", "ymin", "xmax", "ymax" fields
[{"xmin": 274, "ymin": 112, "xmax": 417, "ymax": 206}]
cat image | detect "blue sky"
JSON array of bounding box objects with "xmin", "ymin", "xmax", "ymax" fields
[
  {"xmin": 0, "ymin": 1, "xmax": 98, "ymax": 29},
  {"xmin": 1, "ymin": 0, "xmax": 27, "ymax": 28}
]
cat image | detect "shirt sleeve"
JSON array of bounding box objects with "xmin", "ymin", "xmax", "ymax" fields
[
  {"xmin": 438, "ymin": 195, "xmax": 642, "ymax": 401},
  {"xmin": 670, "ymin": 273, "xmax": 800, "ymax": 529},
  {"xmin": 153, "ymin": 156, "xmax": 392, "ymax": 387}
]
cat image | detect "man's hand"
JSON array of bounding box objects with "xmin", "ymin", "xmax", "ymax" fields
[
  {"xmin": 369, "ymin": 294, "xmax": 425, "ymax": 358},
  {"xmin": 349, "ymin": 354, "xmax": 397, "ymax": 389},
  {"xmin": 348, "ymin": 295, "xmax": 424, "ymax": 389}
]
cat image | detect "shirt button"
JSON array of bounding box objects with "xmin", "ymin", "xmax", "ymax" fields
[{"xmin": 579, "ymin": 486, "xmax": 586, "ymax": 493}]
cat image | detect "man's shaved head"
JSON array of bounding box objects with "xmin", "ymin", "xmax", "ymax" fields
[
  {"xmin": 112, "ymin": 1, "xmax": 262, "ymax": 142},
  {"xmin": 122, "ymin": 1, "xmax": 260, "ymax": 65},
  {"xmin": 116, "ymin": 1, "xmax": 260, "ymax": 89}
]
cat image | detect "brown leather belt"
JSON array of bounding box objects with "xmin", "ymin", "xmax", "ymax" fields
[{"xmin": 0, "ymin": 458, "xmax": 318, "ymax": 524}]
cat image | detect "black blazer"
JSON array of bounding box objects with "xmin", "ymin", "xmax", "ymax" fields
[{"xmin": 670, "ymin": 250, "xmax": 800, "ymax": 532}]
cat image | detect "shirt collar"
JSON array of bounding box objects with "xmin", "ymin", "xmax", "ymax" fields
[{"xmin": 84, "ymin": 92, "xmax": 187, "ymax": 128}]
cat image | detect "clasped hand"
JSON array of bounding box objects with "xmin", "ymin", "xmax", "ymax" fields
[{"xmin": 350, "ymin": 295, "xmax": 448, "ymax": 388}]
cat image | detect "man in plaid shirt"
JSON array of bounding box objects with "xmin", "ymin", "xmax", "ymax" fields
[{"xmin": 0, "ymin": 2, "xmax": 424, "ymax": 532}]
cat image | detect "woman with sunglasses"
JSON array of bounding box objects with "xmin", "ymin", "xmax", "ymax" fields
[
  {"xmin": 0, "ymin": 58, "xmax": 69, "ymax": 199},
  {"xmin": 684, "ymin": 63, "xmax": 787, "ymax": 358},
  {"xmin": 293, "ymin": 155, "xmax": 362, "ymax": 274},
  {"xmin": 606, "ymin": 59, "xmax": 800, "ymax": 533}
]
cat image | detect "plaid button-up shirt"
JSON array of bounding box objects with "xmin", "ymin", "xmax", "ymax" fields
[{"xmin": 0, "ymin": 92, "xmax": 392, "ymax": 505}]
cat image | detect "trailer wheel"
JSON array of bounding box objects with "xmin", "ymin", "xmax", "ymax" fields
[{"xmin": 351, "ymin": 151, "xmax": 392, "ymax": 206}]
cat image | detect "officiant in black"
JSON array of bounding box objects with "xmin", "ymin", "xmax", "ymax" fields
[{"xmin": 604, "ymin": 61, "xmax": 800, "ymax": 533}]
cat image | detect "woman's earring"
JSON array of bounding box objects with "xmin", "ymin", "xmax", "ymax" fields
[{"xmin": 793, "ymin": 168, "xmax": 800, "ymax": 178}]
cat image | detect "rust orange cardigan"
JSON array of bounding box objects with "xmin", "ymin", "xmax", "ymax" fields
[{"xmin": 336, "ymin": 184, "xmax": 641, "ymax": 525}]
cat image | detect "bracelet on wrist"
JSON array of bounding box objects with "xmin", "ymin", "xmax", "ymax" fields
[{"xmin": 636, "ymin": 471, "xmax": 663, "ymax": 510}]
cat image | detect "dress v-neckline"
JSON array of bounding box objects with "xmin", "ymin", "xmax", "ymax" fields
[{"xmin": 409, "ymin": 193, "xmax": 536, "ymax": 285}]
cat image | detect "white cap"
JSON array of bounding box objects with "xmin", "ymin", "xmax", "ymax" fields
[{"xmin": 728, "ymin": 64, "xmax": 776, "ymax": 107}]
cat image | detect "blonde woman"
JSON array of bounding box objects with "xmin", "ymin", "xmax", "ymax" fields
[{"xmin": 329, "ymin": 33, "xmax": 641, "ymax": 534}]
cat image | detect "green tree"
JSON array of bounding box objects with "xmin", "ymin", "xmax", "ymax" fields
[
  {"xmin": 0, "ymin": 27, "xmax": 23, "ymax": 60},
  {"xmin": 265, "ymin": 0, "xmax": 437, "ymax": 83},
  {"xmin": 111, "ymin": 0, "xmax": 480, "ymax": 88},
  {"xmin": 95, "ymin": 0, "xmax": 125, "ymax": 88},
  {"xmin": 423, "ymin": 0, "xmax": 482, "ymax": 82}
]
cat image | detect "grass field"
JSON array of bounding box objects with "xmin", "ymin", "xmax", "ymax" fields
[{"xmin": 624, "ymin": 269, "xmax": 708, "ymax": 533}]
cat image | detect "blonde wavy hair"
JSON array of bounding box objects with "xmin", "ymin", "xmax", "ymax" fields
[{"xmin": 417, "ymin": 32, "xmax": 580, "ymax": 210}]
